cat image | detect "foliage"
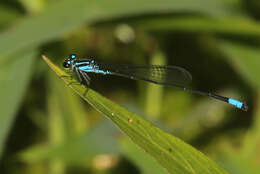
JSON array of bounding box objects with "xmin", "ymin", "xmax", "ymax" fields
[{"xmin": 0, "ymin": 0, "xmax": 260, "ymax": 174}]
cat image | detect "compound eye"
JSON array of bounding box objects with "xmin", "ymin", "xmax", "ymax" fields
[
  {"xmin": 63, "ymin": 60, "xmax": 70, "ymax": 68},
  {"xmin": 90, "ymin": 59, "xmax": 96, "ymax": 65},
  {"xmin": 69, "ymin": 54, "xmax": 77, "ymax": 59}
]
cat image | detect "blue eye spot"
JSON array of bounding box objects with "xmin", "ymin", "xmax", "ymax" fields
[{"xmin": 70, "ymin": 54, "xmax": 76, "ymax": 59}]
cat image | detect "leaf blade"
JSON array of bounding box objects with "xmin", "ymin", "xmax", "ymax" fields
[
  {"xmin": 0, "ymin": 51, "xmax": 36, "ymax": 158},
  {"xmin": 0, "ymin": 0, "xmax": 231, "ymax": 63}
]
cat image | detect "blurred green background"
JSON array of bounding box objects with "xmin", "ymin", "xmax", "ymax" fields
[{"xmin": 0, "ymin": 0, "xmax": 260, "ymax": 173}]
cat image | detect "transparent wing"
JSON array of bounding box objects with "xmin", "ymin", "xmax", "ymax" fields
[{"xmin": 97, "ymin": 63, "xmax": 192, "ymax": 86}]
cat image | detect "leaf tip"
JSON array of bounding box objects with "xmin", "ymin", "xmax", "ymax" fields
[
  {"xmin": 41, "ymin": 55, "xmax": 53, "ymax": 68},
  {"xmin": 42, "ymin": 55, "xmax": 47, "ymax": 60}
]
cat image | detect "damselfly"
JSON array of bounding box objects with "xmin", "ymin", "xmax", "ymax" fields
[{"xmin": 63, "ymin": 54, "xmax": 248, "ymax": 111}]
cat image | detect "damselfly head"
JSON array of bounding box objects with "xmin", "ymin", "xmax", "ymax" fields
[
  {"xmin": 63, "ymin": 54, "xmax": 77, "ymax": 68},
  {"xmin": 63, "ymin": 59, "xmax": 71, "ymax": 68}
]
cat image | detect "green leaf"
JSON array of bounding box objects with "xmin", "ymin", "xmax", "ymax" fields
[
  {"xmin": 145, "ymin": 51, "xmax": 166, "ymax": 120},
  {"xmin": 0, "ymin": 51, "xmax": 36, "ymax": 158},
  {"xmin": 0, "ymin": 0, "xmax": 231, "ymax": 63},
  {"xmin": 216, "ymin": 39, "xmax": 260, "ymax": 88},
  {"xmin": 135, "ymin": 16, "xmax": 260, "ymax": 37},
  {"xmin": 120, "ymin": 138, "xmax": 169, "ymax": 174},
  {"xmin": 42, "ymin": 55, "xmax": 230, "ymax": 174}
]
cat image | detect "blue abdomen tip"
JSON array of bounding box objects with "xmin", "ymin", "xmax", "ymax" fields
[{"xmin": 228, "ymin": 98, "xmax": 248, "ymax": 111}]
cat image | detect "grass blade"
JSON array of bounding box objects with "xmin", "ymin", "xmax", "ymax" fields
[
  {"xmin": 0, "ymin": 0, "xmax": 230, "ymax": 63},
  {"xmin": 0, "ymin": 51, "xmax": 36, "ymax": 157}
]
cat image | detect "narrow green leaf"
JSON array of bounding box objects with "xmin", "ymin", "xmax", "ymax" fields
[
  {"xmin": 0, "ymin": 0, "xmax": 231, "ymax": 63},
  {"xmin": 135, "ymin": 17, "xmax": 260, "ymax": 37},
  {"xmin": 145, "ymin": 51, "xmax": 166, "ymax": 120},
  {"xmin": 120, "ymin": 138, "xmax": 169, "ymax": 174},
  {"xmin": 216, "ymin": 40, "xmax": 260, "ymax": 88},
  {"xmin": 0, "ymin": 51, "xmax": 36, "ymax": 158},
  {"xmin": 42, "ymin": 55, "xmax": 230, "ymax": 174}
]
